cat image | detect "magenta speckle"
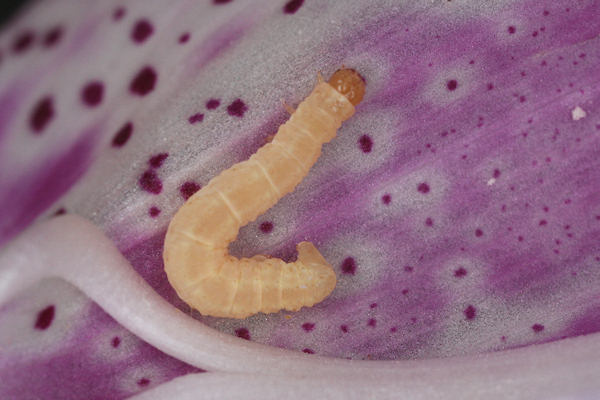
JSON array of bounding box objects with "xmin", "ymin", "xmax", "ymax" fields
[
  {"xmin": 367, "ymin": 318, "xmax": 377, "ymax": 327},
  {"xmin": 259, "ymin": 221, "xmax": 273, "ymax": 233},
  {"xmin": 341, "ymin": 257, "xmax": 356, "ymax": 275},
  {"xmin": 508, "ymin": 26, "xmax": 516, "ymax": 34},
  {"xmin": 130, "ymin": 66, "xmax": 157, "ymax": 96},
  {"xmin": 113, "ymin": 7, "xmax": 126, "ymax": 21},
  {"xmin": 149, "ymin": 206, "xmax": 161, "ymax": 217},
  {"xmin": 404, "ymin": 265, "xmax": 413, "ymax": 273},
  {"xmin": 493, "ymin": 169, "xmax": 501, "ymax": 178},
  {"xmin": 454, "ymin": 267, "xmax": 467, "ymax": 277},
  {"xmin": 43, "ymin": 26, "xmax": 63, "ymax": 48},
  {"xmin": 382, "ymin": 194, "xmax": 391, "ymax": 204},
  {"xmin": 532, "ymin": 323, "xmax": 545, "ymax": 333},
  {"xmin": 302, "ymin": 322, "xmax": 315, "ymax": 332},
  {"xmin": 148, "ymin": 153, "xmax": 168, "ymax": 168},
  {"xmin": 206, "ymin": 99, "xmax": 220, "ymax": 109},
  {"xmin": 358, "ymin": 135, "xmax": 373, "ymax": 153},
  {"xmin": 139, "ymin": 170, "xmax": 162, "ymax": 194},
  {"xmin": 227, "ymin": 99, "xmax": 248, "ymax": 117},
  {"xmin": 302, "ymin": 348, "xmax": 315, "ymax": 354},
  {"xmin": 81, "ymin": 81, "xmax": 104, "ymax": 107},
  {"xmin": 131, "ymin": 19, "xmax": 154, "ymax": 44},
  {"xmin": 446, "ymin": 79, "xmax": 458, "ymax": 91},
  {"xmin": 464, "ymin": 305, "xmax": 476, "ymax": 320},
  {"xmin": 370, "ymin": 303, "xmax": 378, "ymax": 309},
  {"xmin": 34, "ymin": 305, "xmax": 55, "ymax": 330},
  {"xmin": 475, "ymin": 228, "xmax": 484, "ymax": 237},
  {"xmin": 188, "ymin": 113, "xmax": 204, "ymax": 124},
  {"xmin": 401, "ymin": 289, "xmax": 409, "ymax": 295},
  {"xmin": 12, "ymin": 30, "xmax": 35, "ymax": 54},
  {"xmin": 235, "ymin": 328, "xmax": 251, "ymax": 340},
  {"xmin": 417, "ymin": 182, "xmax": 430, "ymax": 193},
  {"xmin": 425, "ymin": 217, "xmax": 434, "ymax": 227},
  {"xmin": 112, "ymin": 122, "xmax": 133, "ymax": 147},
  {"xmin": 137, "ymin": 378, "xmax": 150, "ymax": 387},
  {"xmin": 111, "ymin": 336, "xmax": 121, "ymax": 348},
  {"xmin": 213, "ymin": 0, "xmax": 233, "ymax": 3},
  {"xmin": 340, "ymin": 325, "xmax": 349, "ymax": 333},
  {"xmin": 539, "ymin": 220, "xmax": 547, "ymax": 226},
  {"xmin": 283, "ymin": 0, "xmax": 304, "ymax": 14},
  {"xmin": 180, "ymin": 181, "xmax": 201, "ymax": 200},
  {"xmin": 30, "ymin": 96, "xmax": 54, "ymax": 133}
]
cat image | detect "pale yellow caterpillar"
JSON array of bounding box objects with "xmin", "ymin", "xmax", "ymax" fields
[{"xmin": 163, "ymin": 69, "xmax": 366, "ymax": 319}]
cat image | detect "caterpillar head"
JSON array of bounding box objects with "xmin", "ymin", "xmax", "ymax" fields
[{"xmin": 328, "ymin": 68, "xmax": 366, "ymax": 106}]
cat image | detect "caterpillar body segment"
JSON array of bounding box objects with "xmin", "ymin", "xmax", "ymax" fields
[{"xmin": 163, "ymin": 69, "xmax": 366, "ymax": 319}]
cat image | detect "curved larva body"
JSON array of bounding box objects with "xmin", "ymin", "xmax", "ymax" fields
[{"xmin": 164, "ymin": 70, "xmax": 364, "ymax": 318}]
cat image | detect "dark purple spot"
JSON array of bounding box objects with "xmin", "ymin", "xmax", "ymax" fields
[
  {"xmin": 543, "ymin": 10, "xmax": 549, "ymax": 16},
  {"xmin": 532, "ymin": 31, "xmax": 538, "ymax": 37},
  {"xmin": 235, "ymin": 327, "xmax": 251, "ymax": 340},
  {"xmin": 259, "ymin": 221, "xmax": 273, "ymax": 233},
  {"xmin": 475, "ymin": 228, "xmax": 484, "ymax": 237},
  {"xmin": 382, "ymin": 194, "xmax": 391, "ymax": 205},
  {"xmin": 425, "ymin": 217, "xmax": 434, "ymax": 227},
  {"xmin": 137, "ymin": 378, "xmax": 150, "ymax": 387},
  {"xmin": 532, "ymin": 323, "xmax": 545, "ymax": 333},
  {"xmin": 358, "ymin": 135, "xmax": 373, "ymax": 153},
  {"xmin": 53, "ymin": 208, "xmax": 66, "ymax": 216},
  {"xmin": 283, "ymin": 0, "xmax": 304, "ymax": 14},
  {"xmin": 367, "ymin": 318, "xmax": 377, "ymax": 327},
  {"xmin": 417, "ymin": 182, "xmax": 430, "ymax": 193},
  {"xmin": 111, "ymin": 336, "xmax": 121, "ymax": 347},
  {"xmin": 340, "ymin": 325, "xmax": 349, "ymax": 333},
  {"xmin": 302, "ymin": 348, "xmax": 315, "ymax": 354},
  {"xmin": 81, "ymin": 81, "xmax": 104, "ymax": 107},
  {"xmin": 454, "ymin": 267, "xmax": 467, "ymax": 277},
  {"xmin": 464, "ymin": 305, "xmax": 476, "ymax": 320},
  {"xmin": 227, "ymin": 99, "xmax": 248, "ymax": 117},
  {"xmin": 206, "ymin": 99, "xmax": 220, "ymax": 109},
  {"xmin": 508, "ymin": 26, "xmax": 516, "ymax": 34},
  {"xmin": 148, "ymin": 153, "xmax": 168, "ymax": 168},
  {"xmin": 139, "ymin": 169, "xmax": 162, "ymax": 194},
  {"xmin": 34, "ymin": 305, "xmax": 55, "ymax": 330},
  {"xmin": 302, "ymin": 322, "xmax": 315, "ymax": 332},
  {"xmin": 149, "ymin": 206, "xmax": 161, "ymax": 217},
  {"xmin": 30, "ymin": 96, "xmax": 54, "ymax": 133},
  {"xmin": 390, "ymin": 327, "xmax": 397, "ymax": 333},
  {"xmin": 12, "ymin": 30, "xmax": 35, "ymax": 54},
  {"xmin": 341, "ymin": 257, "xmax": 356, "ymax": 275},
  {"xmin": 404, "ymin": 265, "xmax": 413, "ymax": 273},
  {"xmin": 131, "ymin": 19, "xmax": 153, "ymax": 44},
  {"xmin": 370, "ymin": 303, "xmax": 378, "ymax": 309},
  {"xmin": 213, "ymin": 0, "xmax": 232, "ymax": 3},
  {"xmin": 179, "ymin": 32, "xmax": 190, "ymax": 44},
  {"xmin": 188, "ymin": 113, "xmax": 204, "ymax": 124},
  {"xmin": 487, "ymin": 83, "xmax": 494, "ymax": 90},
  {"xmin": 43, "ymin": 26, "xmax": 63, "ymax": 48},
  {"xmin": 493, "ymin": 169, "xmax": 501, "ymax": 179},
  {"xmin": 539, "ymin": 220, "xmax": 547, "ymax": 226},
  {"xmin": 401, "ymin": 289, "xmax": 409, "ymax": 295},
  {"xmin": 113, "ymin": 7, "xmax": 126, "ymax": 21},
  {"xmin": 446, "ymin": 79, "xmax": 458, "ymax": 91},
  {"xmin": 180, "ymin": 181, "xmax": 201, "ymax": 200},
  {"xmin": 130, "ymin": 66, "xmax": 157, "ymax": 96},
  {"xmin": 519, "ymin": 96, "xmax": 526, "ymax": 103},
  {"xmin": 112, "ymin": 122, "xmax": 133, "ymax": 147}
]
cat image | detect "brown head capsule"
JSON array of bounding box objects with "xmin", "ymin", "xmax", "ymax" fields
[{"xmin": 328, "ymin": 68, "xmax": 366, "ymax": 106}]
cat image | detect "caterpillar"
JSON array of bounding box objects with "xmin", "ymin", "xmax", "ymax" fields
[{"xmin": 163, "ymin": 68, "xmax": 366, "ymax": 319}]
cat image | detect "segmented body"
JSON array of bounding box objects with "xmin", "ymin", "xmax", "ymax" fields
[{"xmin": 163, "ymin": 69, "xmax": 365, "ymax": 318}]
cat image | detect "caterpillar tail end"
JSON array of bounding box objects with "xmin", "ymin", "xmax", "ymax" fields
[
  {"xmin": 296, "ymin": 241, "xmax": 337, "ymax": 303},
  {"xmin": 328, "ymin": 68, "xmax": 366, "ymax": 106}
]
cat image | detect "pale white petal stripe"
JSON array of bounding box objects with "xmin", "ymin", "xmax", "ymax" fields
[{"xmin": 1, "ymin": 215, "xmax": 599, "ymax": 399}]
